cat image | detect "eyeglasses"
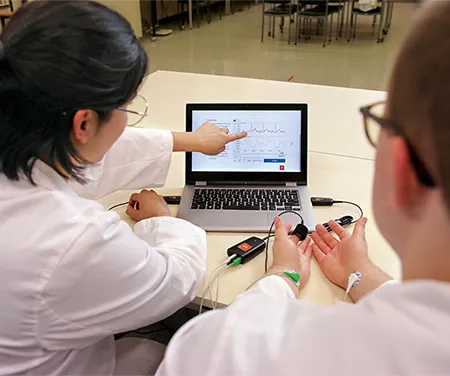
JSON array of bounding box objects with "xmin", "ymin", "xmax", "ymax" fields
[
  {"xmin": 117, "ymin": 94, "xmax": 149, "ymax": 127},
  {"xmin": 360, "ymin": 101, "xmax": 437, "ymax": 187}
]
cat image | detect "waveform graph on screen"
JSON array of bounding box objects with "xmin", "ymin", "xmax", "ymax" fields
[
  {"xmin": 232, "ymin": 120, "xmax": 288, "ymax": 161},
  {"xmin": 238, "ymin": 122, "xmax": 286, "ymax": 135},
  {"xmin": 234, "ymin": 136, "xmax": 285, "ymax": 159},
  {"xmin": 241, "ymin": 138, "xmax": 284, "ymax": 152}
]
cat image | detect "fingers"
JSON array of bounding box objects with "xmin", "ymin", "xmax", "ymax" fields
[
  {"xmin": 127, "ymin": 189, "xmax": 157, "ymax": 212},
  {"xmin": 274, "ymin": 216, "xmax": 289, "ymax": 240},
  {"xmin": 126, "ymin": 194, "xmax": 139, "ymax": 217},
  {"xmin": 288, "ymin": 223, "xmax": 309, "ymax": 244},
  {"xmin": 315, "ymin": 224, "xmax": 339, "ymax": 248},
  {"xmin": 304, "ymin": 244, "xmax": 313, "ymax": 261},
  {"xmin": 297, "ymin": 236, "xmax": 312, "ymax": 255},
  {"xmin": 283, "ymin": 222, "xmax": 292, "ymax": 233},
  {"xmin": 290, "ymin": 234, "xmax": 300, "ymax": 244},
  {"xmin": 352, "ymin": 217, "xmax": 368, "ymax": 239},
  {"xmin": 226, "ymin": 132, "xmax": 247, "ymax": 142},
  {"xmin": 125, "ymin": 206, "xmax": 135, "ymax": 218},
  {"xmin": 126, "ymin": 189, "xmax": 170, "ymax": 220},
  {"xmin": 312, "ymin": 244, "xmax": 326, "ymax": 264},
  {"xmin": 128, "ymin": 193, "xmax": 139, "ymax": 206},
  {"xmin": 220, "ymin": 127, "xmax": 230, "ymax": 134},
  {"xmin": 310, "ymin": 231, "xmax": 332, "ymax": 255},
  {"xmin": 128, "ymin": 193, "xmax": 140, "ymax": 210},
  {"xmin": 328, "ymin": 220, "xmax": 350, "ymax": 240}
]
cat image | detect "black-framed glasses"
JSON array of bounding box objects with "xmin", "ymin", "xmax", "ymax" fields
[
  {"xmin": 118, "ymin": 94, "xmax": 149, "ymax": 127},
  {"xmin": 360, "ymin": 101, "xmax": 437, "ymax": 187}
]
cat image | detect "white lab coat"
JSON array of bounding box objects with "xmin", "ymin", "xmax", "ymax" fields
[
  {"xmin": 157, "ymin": 277, "xmax": 450, "ymax": 375},
  {"xmin": 0, "ymin": 128, "xmax": 207, "ymax": 375}
]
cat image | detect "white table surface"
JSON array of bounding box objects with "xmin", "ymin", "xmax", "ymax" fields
[
  {"xmin": 98, "ymin": 71, "xmax": 399, "ymax": 308},
  {"xmin": 141, "ymin": 70, "xmax": 386, "ymax": 161},
  {"xmin": 99, "ymin": 150, "xmax": 400, "ymax": 307}
]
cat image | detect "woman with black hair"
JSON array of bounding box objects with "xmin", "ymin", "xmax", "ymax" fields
[{"xmin": 0, "ymin": 1, "xmax": 246, "ymax": 375}]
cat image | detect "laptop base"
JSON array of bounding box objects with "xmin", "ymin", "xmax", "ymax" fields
[{"xmin": 177, "ymin": 185, "xmax": 316, "ymax": 233}]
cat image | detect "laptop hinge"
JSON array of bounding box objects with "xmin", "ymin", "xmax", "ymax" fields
[
  {"xmin": 195, "ymin": 181, "xmax": 207, "ymax": 186},
  {"xmin": 285, "ymin": 182, "xmax": 297, "ymax": 187}
]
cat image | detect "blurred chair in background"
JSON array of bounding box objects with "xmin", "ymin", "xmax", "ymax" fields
[
  {"xmin": 295, "ymin": 0, "xmax": 344, "ymax": 47},
  {"xmin": 178, "ymin": 0, "xmax": 223, "ymax": 29},
  {"xmin": 261, "ymin": 0, "xmax": 298, "ymax": 44},
  {"xmin": 1, "ymin": 0, "xmax": 27, "ymax": 29},
  {"xmin": 347, "ymin": 0, "xmax": 394, "ymax": 43}
]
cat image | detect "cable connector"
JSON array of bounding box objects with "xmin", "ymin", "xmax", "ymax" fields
[
  {"xmin": 227, "ymin": 237, "xmax": 266, "ymax": 264},
  {"xmin": 323, "ymin": 215, "xmax": 354, "ymax": 232},
  {"xmin": 311, "ymin": 197, "xmax": 334, "ymax": 206},
  {"xmin": 344, "ymin": 271, "xmax": 362, "ymax": 301},
  {"xmin": 283, "ymin": 270, "xmax": 301, "ymax": 286},
  {"xmin": 228, "ymin": 257, "xmax": 242, "ymax": 267},
  {"xmin": 311, "ymin": 197, "xmax": 364, "ymax": 229}
]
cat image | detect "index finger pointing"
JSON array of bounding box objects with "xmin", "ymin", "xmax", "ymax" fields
[{"xmin": 226, "ymin": 132, "xmax": 247, "ymax": 142}]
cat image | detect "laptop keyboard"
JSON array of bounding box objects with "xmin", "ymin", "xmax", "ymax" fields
[{"xmin": 191, "ymin": 189, "xmax": 301, "ymax": 211}]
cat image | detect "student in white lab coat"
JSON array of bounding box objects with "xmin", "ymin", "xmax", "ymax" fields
[
  {"xmin": 157, "ymin": 2, "xmax": 450, "ymax": 375},
  {"xmin": 0, "ymin": 2, "xmax": 246, "ymax": 375}
]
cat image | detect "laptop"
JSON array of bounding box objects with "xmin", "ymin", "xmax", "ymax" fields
[{"xmin": 177, "ymin": 103, "xmax": 316, "ymax": 232}]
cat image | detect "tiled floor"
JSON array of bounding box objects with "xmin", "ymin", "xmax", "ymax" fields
[{"xmin": 142, "ymin": 2, "xmax": 419, "ymax": 91}]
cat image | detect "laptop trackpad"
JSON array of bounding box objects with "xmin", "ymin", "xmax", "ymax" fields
[{"xmin": 222, "ymin": 211, "xmax": 268, "ymax": 228}]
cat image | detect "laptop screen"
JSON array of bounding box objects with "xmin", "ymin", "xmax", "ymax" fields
[{"xmin": 191, "ymin": 110, "xmax": 302, "ymax": 173}]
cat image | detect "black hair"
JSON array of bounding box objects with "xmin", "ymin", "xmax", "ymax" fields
[{"xmin": 0, "ymin": 0, "xmax": 148, "ymax": 183}]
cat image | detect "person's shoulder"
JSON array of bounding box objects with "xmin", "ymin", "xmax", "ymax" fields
[
  {"xmin": 0, "ymin": 175, "xmax": 122, "ymax": 310},
  {"xmin": 363, "ymin": 279, "xmax": 450, "ymax": 322},
  {"xmin": 0, "ymin": 174, "xmax": 119, "ymax": 263},
  {"xmin": 167, "ymin": 282, "xmax": 450, "ymax": 375}
]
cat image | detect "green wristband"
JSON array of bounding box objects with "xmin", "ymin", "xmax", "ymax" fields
[
  {"xmin": 284, "ymin": 270, "xmax": 301, "ymax": 284},
  {"xmin": 276, "ymin": 270, "xmax": 301, "ymax": 286}
]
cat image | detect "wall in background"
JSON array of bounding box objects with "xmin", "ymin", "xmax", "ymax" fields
[
  {"xmin": 2, "ymin": 1, "xmax": 143, "ymax": 38},
  {"xmin": 96, "ymin": 0, "xmax": 143, "ymax": 37}
]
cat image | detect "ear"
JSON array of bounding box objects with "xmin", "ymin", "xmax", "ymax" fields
[
  {"xmin": 72, "ymin": 110, "xmax": 98, "ymax": 145},
  {"xmin": 389, "ymin": 137, "xmax": 423, "ymax": 208}
]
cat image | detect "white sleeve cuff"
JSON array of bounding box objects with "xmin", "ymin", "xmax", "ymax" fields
[
  {"xmin": 249, "ymin": 275, "xmax": 296, "ymax": 300},
  {"xmin": 134, "ymin": 216, "xmax": 206, "ymax": 250},
  {"xmin": 376, "ymin": 279, "xmax": 400, "ymax": 290}
]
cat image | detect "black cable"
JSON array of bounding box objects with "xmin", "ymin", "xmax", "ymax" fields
[
  {"xmin": 108, "ymin": 202, "xmax": 128, "ymax": 211},
  {"xmin": 135, "ymin": 321, "xmax": 176, "ymax": 335},
  {"xmin": 264, "ymin": 210, "xmax": 304, "ymax": 272},
  {"xmin": 334, "ymin": 200, "xmax": 364, "ymax": 224},
  {"xmin": 114, "ymin": 324, "xmax": 173, "ymax": 340},
  {"xmin": 134, "ymin": 328, "xmax": 172, "ymax": 335}
]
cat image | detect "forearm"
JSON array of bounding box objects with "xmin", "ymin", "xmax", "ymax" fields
[
  {"xmin": 349, "ymin": 262, "xmax": 393, "ymax": 302},
  {"xmin": 172, "ymin": 132, "xmax": 197, "ymax": 152}
]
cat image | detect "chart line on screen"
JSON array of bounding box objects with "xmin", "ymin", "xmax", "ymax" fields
[
  {"xmin": 237, "ymin": 123, "xmax": 286, "ymax": 135},
  {"xmin": 191, "ymin": 110, "xmax": 302, "ymax": 172},
  {"xmin": 239, "ymin": 138, "xmax": 285, "ymax": 151}
]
